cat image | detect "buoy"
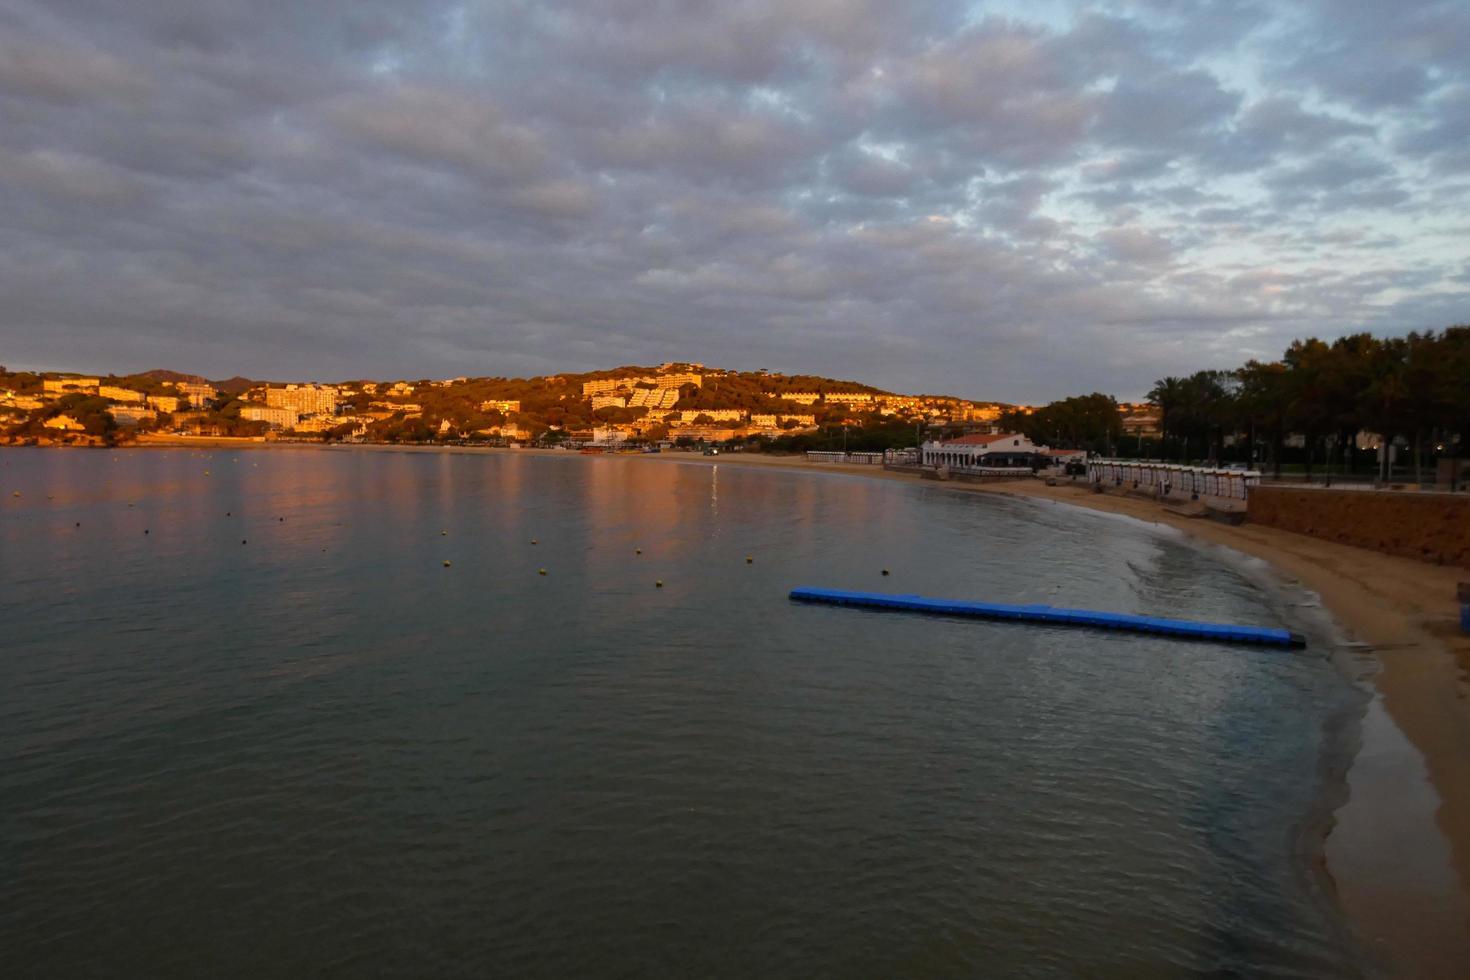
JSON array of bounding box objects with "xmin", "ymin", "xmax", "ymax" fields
[
  {"xmin": 443, "ymin": 560, "xmax": 452, "ymax": 567},
  {"xmin": 10, "ymin": 491, "xmax": 18, "ymax": 497},
  {"xmin": 538, "ymin": 568, "xmax": 547, "ymax": 576},
  {"xmin": 532, "ymin": 539, "xmax": 539, "ymax": 545},
  {"xmin": 656, "ymin": 580, "xmax": 663, "ymax": 588},
  {"xmin": 882, "ymin": 569, "xmax": 890, "ymax": 576},
  {"xmin": 144, "ymin": 529, "xmax": 149, "ymax": 535},
  {"xmin": 278, "ymin": 517, "xmax": 284, "ymax": 522},
  {"xmin": 635, "ymin": 548, "xmax": 642, "ymax": 555},
  {"xmin": 441, "ymin": 530, "xmax": 447, "ymax": 536},
  {"xmin": 226, "ymin": 512, "xmax": 231, "ymax": 516},
  {"xmin": 241, "ymin": 539, "xmax": 248, "ymax": 545},
  {"xmin": 746, "ymin": 556, "xmax": 753, "ymax": 564},
  {"xmin": 75, "ymin": 522, "xmax": 80, "ymax": 527},
  {"xmin": 789, "ymin": 587, "xmax": 1307, "ymax": 648}
]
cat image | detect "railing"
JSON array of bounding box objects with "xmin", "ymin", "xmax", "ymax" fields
[
  {"xmin": 1088, "ymin": 460, "xmax": 1261, "ymax": 501},
  {"xmin": 805, "ymin": 451, "xmax": 887, "ymax": 464}
]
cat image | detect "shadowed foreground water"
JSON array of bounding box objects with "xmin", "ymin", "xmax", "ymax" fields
[{"xmin": 1, "ymin": 448, "xmax": 1367, "ymax": 977}]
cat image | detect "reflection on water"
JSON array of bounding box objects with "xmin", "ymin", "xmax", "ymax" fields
[{"xmin": 1, "ymin": 448, "xmax": 1366, "ymax": 977}]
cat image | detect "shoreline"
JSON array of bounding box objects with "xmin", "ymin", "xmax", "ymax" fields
[
  {"xmin": 622, "ymin": 449, "xmax": 1470, "ymax": 976},
  {"xmin": 11, "ymin": 441, "xmax": 1470, "ymax": 972}
]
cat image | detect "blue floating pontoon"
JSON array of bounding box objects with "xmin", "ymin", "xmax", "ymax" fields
[{"xmin": 789, "ymin": 587, "xmax": 1306, "ymax": 648}]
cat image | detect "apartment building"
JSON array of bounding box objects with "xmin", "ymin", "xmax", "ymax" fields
[
  {"xmin": 241, "ymin": 404, "xmax": 300, "ymax": 430},
  {"xmin": 108, "ymin": 406, "xmax": 156, "ymax": 426},
  {"xmin": 674, "ymin": 409, "xmax": 743, "ymax": 423},
  {"xmin": 43, "ymin": 377, "xmax": 99, "ymax": 395},
  {"xmin": 265, "ymin": 384, "xmax": 338, "ymax": 416},
  {"xmin": 98, "ymin": 386, "xmax": 145, "ymax": 403},
  {"xmin": 177, "ymin": 382, "xmax": 217, "ymax": 408}
]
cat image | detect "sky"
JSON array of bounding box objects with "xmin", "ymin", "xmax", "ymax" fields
[{"xmin": 1, "ymin": 1, "xmax": 1467, "ymax": 402}]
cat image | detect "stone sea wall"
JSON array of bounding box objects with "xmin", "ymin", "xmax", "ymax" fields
[{"xmin": 1248, "ymin": 486, "xmax": 1470, "ymax": 568}]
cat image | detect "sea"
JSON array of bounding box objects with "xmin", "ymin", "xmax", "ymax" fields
[{"xmin": 0, "ymin": 447, "xmax": 1370, "ymax": 977}]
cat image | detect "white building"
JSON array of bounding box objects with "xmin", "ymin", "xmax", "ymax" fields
[
  {"xmin": 176, "ymin": 382, "xmax": 217, "ymax": 408},
  {"xmin": 241, "ymin": 404, "xmax": 300, "ymax": 430},
  {"xmin": 108, "ymin": 406, "xmax": 156, "ymax": 426},
  {"xmin": 266, "ymin": 384, "xmax": 338, "ymax": 416},
  {"xmin": 43, "ymin": 377, "xmax": 99, "ymax": 395},
  {"xmin": 99, "ymin": 385, "xmax": 145, "ymax": 403},
  {"xmin": 921, "ymin": 432, "xmax": 1041, "ymax": 468}
]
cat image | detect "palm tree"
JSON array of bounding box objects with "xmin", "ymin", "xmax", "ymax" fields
[{"xmin": 1148, "ymin": 376, "xmax": 1186, "ymax": 460}]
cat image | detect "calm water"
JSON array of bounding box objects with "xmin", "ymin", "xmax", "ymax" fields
[{"xmin": 1, "ymin": 448, "xmax": 1367, "ymax": 977}]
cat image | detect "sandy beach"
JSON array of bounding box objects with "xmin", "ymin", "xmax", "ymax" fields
[{"xmin": 79, "ymin": 440, "xmax": 1470, "ymax": 972}]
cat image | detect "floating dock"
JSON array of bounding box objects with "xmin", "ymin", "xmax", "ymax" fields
[{"xmin": 789, "ymin": 587, "xmax": 1306, "ymax": 648}]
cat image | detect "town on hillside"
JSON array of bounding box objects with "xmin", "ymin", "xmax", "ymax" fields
[
  {"xmin": 10, "ymin": 328, "xmax": 1466, "ymax": 489},
  {"xmin": 0, "ymin": 361, "xmax": 1054, "ymax": 452}
]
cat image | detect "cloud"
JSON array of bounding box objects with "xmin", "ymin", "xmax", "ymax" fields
[{"xmin": 0, "ymin": 0, "xmax": 1466, "ymax": 401}]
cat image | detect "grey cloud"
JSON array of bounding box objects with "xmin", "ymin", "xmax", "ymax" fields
[{"xmin": 0, "ymin": 0, "xmax": 1466, "ymax": 401}]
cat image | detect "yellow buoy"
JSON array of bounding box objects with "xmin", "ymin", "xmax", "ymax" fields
[
  {"xmin": 443, "ymin": 560, "xmax": 452, "ymax": 567},
  {"xmin": 745, "ymin": 556, "xmax": 753, "ymax": 564},
  {"xmin": 635, "ymin": 548, "xmax": 642, "ymax": 555},
  {"xmin": 655, "ymin": 580, "xmax": 663, "ymax": 588},
  {"xmin": 532, "ymin": 538, "xmax": 539, "ymax": 545},
  {"xmin": 538, "ymin": 568, "xmax": 547, "ymax": 575},
  {"xmin": 441, "ymin": 530, "xmax": 447, "ymax": 536}
]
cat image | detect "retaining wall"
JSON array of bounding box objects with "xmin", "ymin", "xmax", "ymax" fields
[{"xmin": 1248, "ymin": 486, "xmax": 1470, "ymax": 568}]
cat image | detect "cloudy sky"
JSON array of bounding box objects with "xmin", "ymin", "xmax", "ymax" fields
[{"xmin": 1, "ymin": 1, "xmax": 1467, "ymax": 400}]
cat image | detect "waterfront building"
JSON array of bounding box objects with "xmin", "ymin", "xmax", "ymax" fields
[
  {"xmin": 98, "ymin": 386, "xmax": 144, "ymax": 403},
  {"xmin": 675, "ymin": 425, "xmax": 743, "ymax": 442},
  {"xmin": 44, "ymin": 414, "xmax": 86, "ymax": 431},
  {"xmin": 475, "ymin": 423, "xmax": 529, "ymax": 441},
  {"xmin": 592, "ymin": 426, "xmax": 635, "ymax": 447},
  {"xmin": 266, "ymin": 384, "xmax": 338, "ymax": 416},
  {"xmin": 241, "ymin": 404, "xmax": 300, "ymax": 430},
  {"xmin": 108, "ymin": 406, "xmax": 156, "ymax": 426},
  {"xmin": 921, "ymin": 432, "xmax": 1041, "ymax": 468},
  {"xmin": 148, "ymin": 394, "xmax": 183, "ymax": 413}
]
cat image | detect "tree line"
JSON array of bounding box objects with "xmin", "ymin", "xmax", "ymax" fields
[
  {"xmin": 1148, "ymin": 328, "xmax": 1469, "ymax": 480},
  {"xmin": 996, "ymin": 327, "xmax": 1469, "ymax": 482}
]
